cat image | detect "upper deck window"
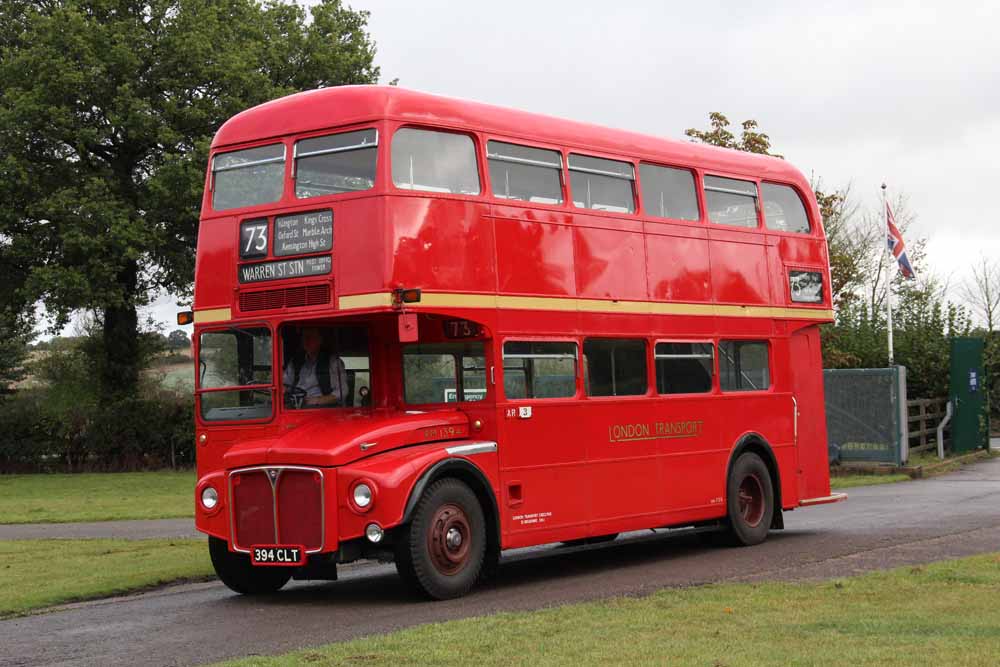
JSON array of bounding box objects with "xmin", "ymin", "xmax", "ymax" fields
[
  {"xmin": 704, "ymin": 175, "xmax": 759, "ymax": 228},
  {"xmin": 761, "ymin": 183, "xmax": 811, "ymax": 233},
  {"xmin": 294, "ymin": 129, "xmax": 377, "ymax": 199},
  {"xmin": 391, "ymin": 128, "xmax": 480, "ymax": 195},
  {"xmin": 569, "ymin": 154, "xmax": 635, "ymax": 213},
  {"xmin": 212, "ymin": 144, "xmax": 285, "ymax": 211},
  {"xmin": 639, "ymin": 163, "xmax": 699, "ymax": 221},
  {"xmin": 487, "ymin": 141, "xmax": 563, "ymax": 204}
]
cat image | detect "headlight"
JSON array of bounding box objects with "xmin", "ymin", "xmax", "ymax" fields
[
  {"xmin": 352, "ymin": 483, "xmax": 373, "ymax": 509},
  {"xmin": 201, "ymin": 486, "xmax": 219, "ymax": 510}
]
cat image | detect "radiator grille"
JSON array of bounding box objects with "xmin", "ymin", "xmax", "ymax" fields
[
  {"xmin": 239, "ymin": 284, "xmax": 330, "ymax": 312},
  {"xmin": 230, "ymin": 466, "xmax": 324, "ymax": 552}
]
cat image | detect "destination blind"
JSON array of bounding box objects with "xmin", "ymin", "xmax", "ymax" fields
[{"xmin": 238, "ymin": 256, "xmax": 331, "ymax": 283}]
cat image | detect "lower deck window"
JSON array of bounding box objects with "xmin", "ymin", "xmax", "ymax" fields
[
  {"xmin": 719, "ymin": 340, "xmax": 770, "ymax": 391},
  {"xmin": 198, "ymin": 327, "xmax": 273, "ymax": 421},
  {"xmin": 655, "ymin": 342, "xmax": 713, "ymax": 394},
  {"xmin": 503, "ymin": 341, "xmax": 577, "ymax": 399},
  {"xmin": 403, "ymin": 342, "xmax": 486, "ymax": 403},
  {"xmin": 584, "ymin": 339, "xmax": 647, "ymax": 396}
]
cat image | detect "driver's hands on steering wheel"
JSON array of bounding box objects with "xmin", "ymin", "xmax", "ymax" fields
[{"xmin": 284, "ymin": 384, "xmax": 307, "ymax": 409}]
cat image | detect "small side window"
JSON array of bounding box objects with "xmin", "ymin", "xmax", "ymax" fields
[
  {"xmin": 487, "ymin": 141, "xmax": 563, "ymax": 204},
  {"xmin": 655, "ymin": 342, "xmax": 713, "ymax": 394},
  {"xmin": 762, "ymin": 183, "xmax": 811, "ymax": 233},
  {"xmin": 392, "ymin": 128, "xmax": 480, "ymax": 195},
  {"xmin": 704, "ymin": 175, "xmax": 759, "ymax": 228},
  {"xmin": 639, "ymin": 163, "xmax": 699, "ymax": 221},
  {"xmin": 503, "ymin": 341, "xmax": 577, "ymax": 399},
  {"xmin": 569, "ymin": 154, "xmax": 635, "ymax": 213},
  {"xmin": 719, "ymin": 341, "xmax": 770, "ymax": 392},
  {"xmin": 403, "ymin": 342, "xmax": 485, "ymax": 403},
  {"xmin": 583, "ymin": 339, "xmax": 647, "ymax": 397}
]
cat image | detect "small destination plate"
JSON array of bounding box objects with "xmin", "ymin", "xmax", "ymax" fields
[
  {"xmin": 274, "ymin": 209, "xmax": 333, "ymax": 257},
  {"xmin": 238, "ymin": 255, "xmax": 331, "ymax": 283},
  {"xmin": 250, "ymin": 545, "xmax": 306, "ymax": 567}
]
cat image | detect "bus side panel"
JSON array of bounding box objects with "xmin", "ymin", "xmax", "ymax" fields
[{"xmin": 789, "ymin": 325, "xmax": 831, "ymax": 500}]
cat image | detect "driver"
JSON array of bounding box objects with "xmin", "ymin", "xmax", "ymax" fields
[{"xmin": 283, "ymin": 327, "xmax": 348, "ymax": 408}]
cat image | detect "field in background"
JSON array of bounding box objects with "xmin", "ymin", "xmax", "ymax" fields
[
  {"xmin": 0, "ymin": 471, "xmax": 195, "ymax": 524},
  {"xmin": 221, "ymin": 553, "xmax": 1000, "ymax": 667},
  {"xmin": 0, "ymin": 538, "xmax": 210, "ymax": 617}
]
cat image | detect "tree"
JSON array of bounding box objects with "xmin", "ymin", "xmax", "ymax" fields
[
  {"xmin": 960, "ymin": 256, "xmax": 1000, "ymax": 332},
  {"xmin": 685, "ymin": 112, "xmax": 782, "ymax": 158},
  {"xmin": 0, "ymin": 0, "xmax": 380, "ymax": 407},
  {"xmin": 167, "ymin": 329, "xmax": 189, "ymax": 350}
]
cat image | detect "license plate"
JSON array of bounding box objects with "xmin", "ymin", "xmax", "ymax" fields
[{"xmin": 250, "ymin": 545, "xmax": 306, "ymax": 567}]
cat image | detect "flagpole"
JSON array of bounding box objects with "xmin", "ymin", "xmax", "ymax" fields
[{"xmin": 882, "ymin": 183, "xmax": 894, "ymax": 367}]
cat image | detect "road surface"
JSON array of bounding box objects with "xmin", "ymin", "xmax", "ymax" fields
[{"xmin": 2, "ymin": 457, "xmax": 999, "ymax": 667}]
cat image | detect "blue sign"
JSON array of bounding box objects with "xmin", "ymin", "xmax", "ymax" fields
[{"xmin": 969, "ymin": 369, "xmax": 979, "ymax": 393}]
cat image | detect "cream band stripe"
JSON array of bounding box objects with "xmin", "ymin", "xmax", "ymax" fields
[
  {"xmin": 193, "ymin": 307, "xmax": 232, "ymax": 324},
  {"xmin": 337, "ymin": 291, "xmax": 833, "ymax": 320}
]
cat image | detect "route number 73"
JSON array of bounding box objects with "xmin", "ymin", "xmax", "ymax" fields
[{"xmin": 240, "ymin": 218, "xmax": 269, "ymax": 259}]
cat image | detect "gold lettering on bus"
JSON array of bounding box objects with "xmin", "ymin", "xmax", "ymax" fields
[{"xmin": 608, "ymin": 420, "xmax": 704, "ymax": 443}]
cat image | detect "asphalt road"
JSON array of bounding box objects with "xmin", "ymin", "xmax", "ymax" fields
[
  {"xmin": 3, "ymin": 457, "xmax": 999, "ymax": 667},
  {"xmin": 0, "ymin": 519, "xmax": 199, "ymax": 541}
]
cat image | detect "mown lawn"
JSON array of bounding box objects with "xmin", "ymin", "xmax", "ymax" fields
[
  {"xmin": 830, "ymin": 473, "xmax": 911, "ymax": 489},
  {"xmin": 221, "ymin": 553, "xmax": 1000, "ymax": 667},
  {"xmin": 0, "ymin": 471, "xmax": 195, "ymax": 524},
  {"xmin": 0, "ymin": 538, "xmax": 211, "ymax": 618}
]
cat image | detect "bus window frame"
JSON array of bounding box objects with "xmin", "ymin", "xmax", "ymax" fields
[
  {"xmin": 387, "ymin": 123, "xmax": 485, "ymax": 201},
  {"xmin": 194, "ymin": 322, "xmax": 277, "ymax": 426},
  {"xmin": 209, "ymin": 140, "xmax": 289, "ymax": 215},
  {"xmin": 483, "ymin": 134, "xmax": 568, "ymax": 212},
  {"xmin": 702, "ymin": 172, "xmax": 764, "ymax": 230},
  {"xmin": 581, "ymin": 336, "xmax": 652, "ymax": 400},
  {"xmin": 652, "ymin": 338, "xmax": 718, "ymax": 397},
  {"xmin": 500, "ymin": 336, "xmax": 581, "ymax": 402},
  {"xmin": 636, "ymin": 161, "xmax": 703, "ymax": 224},
  {"xmin": 760, "ymin": 180, "xmax": 816, "ymax": 237},
  {"xmin": 400, "ymin": 340, "xmax": 493, "ymax": 407},
  {"xmin": 277, "ymin": 320, "xmax": 375, "ymax": 415},
  {"xmin": 717, "ymin": 337, "xmax": 774, "ymax": 394},
  {"xmin": 291, "ymin": 125, "xmax": 381, "ymax": 202},
  {"xmin": 567, "ymin": 151, "xmax": 639, "ymax": 217}
]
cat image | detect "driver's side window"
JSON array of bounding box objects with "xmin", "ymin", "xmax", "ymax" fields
[{"xmin": 281, "ymin": 324, "xmax": 371, "ymax": 410}]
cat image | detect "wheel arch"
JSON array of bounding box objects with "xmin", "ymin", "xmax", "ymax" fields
[
  {"xmin": 726, "ymin": 432, "xmax": 784, "ymax": 529},
  {"xmin": 401, "ymin": 457, "xmax": 501, "ymax": 562}
]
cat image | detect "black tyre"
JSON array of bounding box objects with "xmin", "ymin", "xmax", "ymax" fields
[
  {"xmin": 722, "ymin": 452, "xmax": 774, "ymax": 546},
  {"xmin": 394, "ymin": 478, "xmax": 486, "ymax": 600},
  {"xmin": 209, "ymin": 537, "xmax": 292, "ymax": 595}
]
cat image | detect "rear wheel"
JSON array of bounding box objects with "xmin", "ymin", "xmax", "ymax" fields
[
  {"xmin": 395, "ymin": 478, "xmax": 486, "ymax": 600},
  {"xmin": 209, "ymin": 537, "xmax": 292, "ymax": 595},
  {"xmin": 721, "ymin": 452, "xmax": 774, "ymax": 546}
]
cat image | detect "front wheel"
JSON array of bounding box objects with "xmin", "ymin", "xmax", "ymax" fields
[
  {"xmin": 721, "ymin": 452, "xmax": 774, "ymax": 546},
  {"xmin": 209, "ymin": 537, "xmax": 292, "ymax": 595},
  {"xmin": 395, "ymin": 478, "xmax": 486, "ymax": 600}
]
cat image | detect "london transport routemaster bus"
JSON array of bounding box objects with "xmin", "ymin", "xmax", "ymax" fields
[{"xmin": 186, "ymin": 86, "xmax": 845, "ymax": 600}]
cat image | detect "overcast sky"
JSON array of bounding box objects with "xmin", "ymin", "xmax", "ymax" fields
[{"xmin": 149, "ymin": 0, "xmax": 999, "ymax": 332}]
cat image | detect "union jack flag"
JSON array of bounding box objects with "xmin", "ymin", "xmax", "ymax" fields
[{"xmin": 886, "ymin": 202, "xmax": 915, "ymax": 279}]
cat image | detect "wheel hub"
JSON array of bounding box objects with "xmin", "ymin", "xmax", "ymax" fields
[
  {"xmin": 427, "ymin": 503, "xmax": 472, "ymax": 575},
  {"xmin": 738, "ymin": 473, "xmax": 765, "ymax": 528}
]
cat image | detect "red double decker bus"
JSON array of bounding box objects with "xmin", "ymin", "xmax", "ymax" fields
[{"xmin": 189, "ymin": 86, "xmax": 845, "ymax": 600}]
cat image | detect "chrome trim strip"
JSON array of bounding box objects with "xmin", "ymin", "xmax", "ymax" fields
[
  {"xmin": 704, "ymin": 185, "xmax": 758, "ymax": 198},
  {"xmin": 227, "ymin": 464, "xmax": 325, "ymax": 554},
  {"xmin": 213, "ymin": 154, "xmax": 286, "ymax": 173},
  {"xmin": 297, "ymin": 141, "xmax": 378, "ymax": 159},
  {"xmin": 445, "ymin": 441, "xmax": 498, "ymax": 456},
  {"xmin": 568, "ymin": 164, "xmax": 635, "ymax": 180},
  {"xmin": 486, "ymin": 152, "xmax": 562, "ymax": 170}
]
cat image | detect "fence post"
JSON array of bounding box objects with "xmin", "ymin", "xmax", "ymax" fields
[{"xmin": 897, "ymin": 365, "xmax": 909, "ymax": 465}]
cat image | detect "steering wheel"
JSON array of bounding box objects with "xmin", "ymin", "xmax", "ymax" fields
[{"xmin": 284, "ymin": 385, "xmax": 308, "ymax": 409}]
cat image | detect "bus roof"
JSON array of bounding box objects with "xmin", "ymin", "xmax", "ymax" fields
[{"xmin": 212, "ymin": 86, "xmax": 807, "ymax": 186}]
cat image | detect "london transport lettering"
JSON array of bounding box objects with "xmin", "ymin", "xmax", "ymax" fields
[
  {"xmin": 274, "ymin": 209, "xmax": 333, "ymax": 257},
  {"xmin": 608, "ymin": 419, "xmax": 705, "ymax": 443}
]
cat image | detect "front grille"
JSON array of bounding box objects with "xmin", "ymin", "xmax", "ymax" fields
[
  {"xmin": 230, "ymin": 466, "xmax": 324, "ymax": 552},
  {"xmin": 239, "ymin": 284, "xmax": 330, "ymax": 312}
]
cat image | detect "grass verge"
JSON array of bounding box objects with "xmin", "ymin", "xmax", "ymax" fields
[
  {"xmin": 0, "ymin": 471, "xmax": 195, "ymax": 524},
  {"xmin": 830, "ymin": 473, "xmax": 910, "ymax": 489},
  {"xmin": 220, "ymin": 553, "xmax": 1000, "ymax": 667},
  {"xmin": 0, "ymin": 538, "xmax": 211, "ymax": 618}
]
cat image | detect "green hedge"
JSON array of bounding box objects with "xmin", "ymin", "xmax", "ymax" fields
[{"xmin": 0, "ymin": 388, "xmax": 194, "ymax": 473}]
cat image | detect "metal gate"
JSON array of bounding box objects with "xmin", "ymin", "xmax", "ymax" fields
[{"xmin": 824, "ymin": 366, "xmax": 908, "ymax": 465}]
